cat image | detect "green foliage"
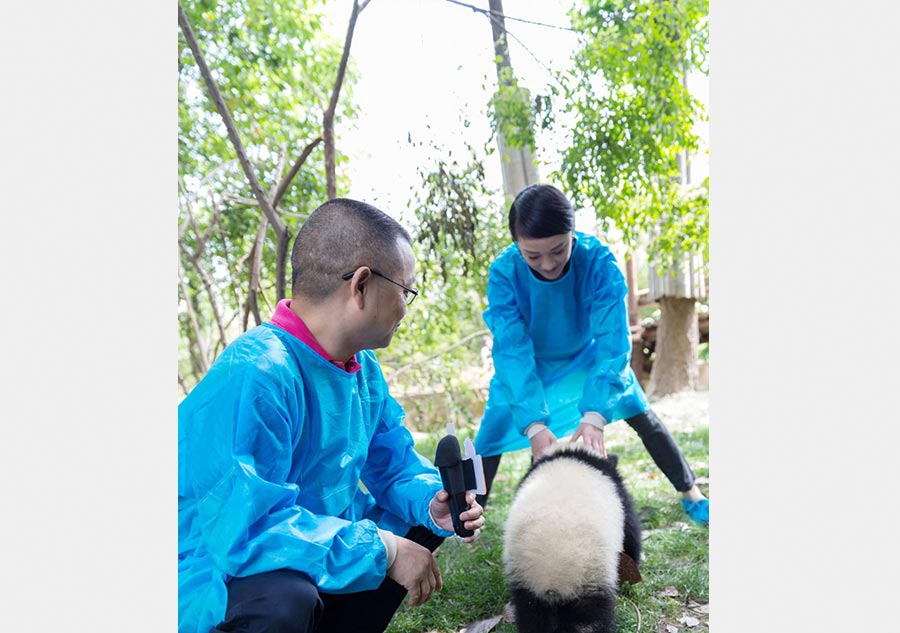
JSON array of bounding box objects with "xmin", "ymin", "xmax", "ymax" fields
[
  {"xmin": 487, "ymin": 66, "xmax": 540, "ymax": 152},
  {"xmin": 650, "ymin": 177, "xmax": 709, "ymax": 271},
  {"xmin": 556, "ymin": 0, "xmax": 709, "ymax": 269},
  {"xmin": 178, "ymin": 0, "xmax": 355, "ymax": 389},
  {"xmin": 412, "ymin": 142, "xmax": 507, "ymax": 297},
  {"xmin": 698, "ymin": 341, "xmax": 708, "ymax": 361},
  {"xmin": 379, "ymin": 144, "xmax": 508, "ymax": 430}
]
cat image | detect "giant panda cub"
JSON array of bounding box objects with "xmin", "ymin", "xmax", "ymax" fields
[{"xmin": 503, "ymin": 443, "xmax": 642, "ymax": 633}]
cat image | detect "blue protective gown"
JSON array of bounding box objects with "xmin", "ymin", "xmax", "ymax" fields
[
  {"xmin": 178, "ymin": 323, "xmax": 451, "ymax": 633},
  {"xmin": 474, "ymin": 231, "xmax": 650, "ymax": 457}
]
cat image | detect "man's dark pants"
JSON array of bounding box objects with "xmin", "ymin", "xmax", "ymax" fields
[{"xmin": 210, "ymin": 526, "xmax": 444, "ymax": 633}]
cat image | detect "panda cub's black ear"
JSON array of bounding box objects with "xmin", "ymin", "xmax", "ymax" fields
[{"xmin": 606, "ymin": 453, "xmax": 619, "ymax": 469}]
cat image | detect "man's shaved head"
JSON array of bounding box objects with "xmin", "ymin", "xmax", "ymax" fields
[{"xmin": 291, "ymin": 198, "xmax": 412, "ymax": 300}]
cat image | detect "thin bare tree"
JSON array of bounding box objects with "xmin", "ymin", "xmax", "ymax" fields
[{"xmin": 178, "ymin": 1, "xmax": 373, "ymax": 388}]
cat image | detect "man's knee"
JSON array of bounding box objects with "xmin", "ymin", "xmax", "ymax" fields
[
  {"xmin": 267, "ymin": 573, "xmax": 322, "ymax": 632},
  {"xmin": 220, "ymin": 570, "xmax": 322, "ymax": 633}
]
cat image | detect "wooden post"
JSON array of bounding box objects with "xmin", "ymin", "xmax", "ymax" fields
[
  {"xmin": 625, "ymin": 252, "xmax": 640, "ymax": 328},
  {"xmin": 625, "ymin": 252, "xmax": 646, "ymax": 386}
]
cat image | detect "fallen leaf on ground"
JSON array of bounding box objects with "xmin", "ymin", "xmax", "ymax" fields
[
  {"xmin": 678, "ymin": 614, "xmax": 700, "ymax": 627},
  {"xmin": 460, "ymin": 614, "xmax": 503, "ymax": 633},
  {"xmin": 641, "ymin": 529, "xmax": 661, "ymax": 540},
  {"xmin": 657, "ymin": 586, "xmax": 680, "ymax": 598}
]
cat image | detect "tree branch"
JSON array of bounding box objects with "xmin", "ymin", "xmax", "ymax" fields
[
  {"xmin": 194, "ymin": 197, "xmax": 223, "ymax": 256},
  {"xmin": 386, "ymin": 329, "xmax": 489, "ymax": 384},
  {"xmin": 272, "ymin": 136, "xmax": 323, "ymax": 208},
  {"xmin": 178, "ymin": 372, "xmax": 191, "ymax": 397},
  {"xmin": 323, "ymin": 0, "xmax": 362, "ymax": 199},
  {"xmin": 269, "ymin": 144, "xmax": 288, "ymax": 201},
  {"xmin": 178, "ymin": 178, "xmax": 194, "ymax": 240},
  {"xmin": 244, "ymin": 217, "xmax": 268, "ymax": 329},
  {"xmin": 178, "ymin": 262, "xmax": 210, "ymax": 374},
  {"xmin": 178, "ymin": 3, "xmax": 285, "ymax": 233},
  {"xmin": 192, "ymin": 255, "xmax": 228, "ymax": 348},
  {"xmin": 626, "ymin": 598, "xmax": 642, "ymax": 633},
  {"xmin": 222, "ymin": 194, "xmax": 262, "ymax": 207},
  {"xmin": 269, "ymin": 142, "xmax": 294, "ymax": 302}
]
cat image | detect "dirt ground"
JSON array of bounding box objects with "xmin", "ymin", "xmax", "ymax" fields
[{"xmin": 647, "ymin": 389, "xmax": 710, "ymax": 432}]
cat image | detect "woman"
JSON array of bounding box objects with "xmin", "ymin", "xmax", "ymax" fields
[{"xmin": 474, "ymin": 184, "xmax": 708, "ymax": 524}]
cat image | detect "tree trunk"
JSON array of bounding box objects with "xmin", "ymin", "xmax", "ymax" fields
[
  {"xmin": 646, "ymin": 296, "xmax": 698, "ymax": 398},
  {"xmin": 275, "ymin": 224, "xmax": 292, "ymax": 301},
  {"xmin": 244, "ymin": 217, "xmax": 268, "ymax": 330},
  {"xmin": 487, "ymin": 0, "xmax": 539, "ymax": 199}
]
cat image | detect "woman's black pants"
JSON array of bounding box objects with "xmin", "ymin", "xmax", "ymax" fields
[{"xmin": 476, "ymin": 409, "xmax": 697, "ymax": 507}]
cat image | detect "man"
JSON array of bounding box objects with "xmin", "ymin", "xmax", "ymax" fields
[{"xmin": 178, "ymin": 199, "xmax": 485, "ymax": 633}]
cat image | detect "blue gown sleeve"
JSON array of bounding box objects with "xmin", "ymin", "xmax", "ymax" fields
[
  {"xmin": 578, "ymin": 249, "xmax": 633, "ymax": 422},
  {"xmin": 484, "ymin": 262, "xmax": 550, "ymax": 434},
  {"xmin": 360, "ymin": 394, "xmax": 453, "ymax": 537},
  {"xmin": 182, "ymin": 371, "xmax": 389, "ymax": 594}
]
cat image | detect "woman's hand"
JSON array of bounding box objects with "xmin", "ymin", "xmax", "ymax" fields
[
  {"xmin": 570, "ymin": 421, "xmax": 606, "ymax": 457},
  {"xmin": 530, "ymin": 428, "xmax": 557, "ymax": 461},
  {"xmin": 429, "ymin": 490, "xmax": 485, "ymax": 543}
]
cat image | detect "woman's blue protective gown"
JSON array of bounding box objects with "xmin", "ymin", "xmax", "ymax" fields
[
  {"xmin": 178, "ymin": 324, "xmax": 451, "ymax": 633},
  {"xmin": 474, "ymin": 231, "xmax": 650, "ymax": 457}
]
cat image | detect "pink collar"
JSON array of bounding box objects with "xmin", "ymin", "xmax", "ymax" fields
[{"xmin": 269, "ymin": 299, "xmax": 361, "ymax": 373}]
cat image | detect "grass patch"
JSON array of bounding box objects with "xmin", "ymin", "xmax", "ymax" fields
[{"xmin": 386, "ymin": 422, "xmax": 709, "ymax": 633}]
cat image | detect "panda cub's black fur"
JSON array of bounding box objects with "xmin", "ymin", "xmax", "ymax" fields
[{"xmin": 503, "ymin": 444, "xmax": 642, "ymax": 633}]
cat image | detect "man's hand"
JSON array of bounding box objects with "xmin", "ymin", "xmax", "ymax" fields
[
  {"xmin": 387, "ymin": 537, "xmax": 443, "ymax": 607},
  {"xmin": 530, "ymin": 428, "xmax": 557, "ymax": 461},
  {"xmin": 430, "ymin": 490, "xmax": 485, "ymax": 543},
  {"xmin": 570, "ymin": 421, "xmax": 607, "ymax": 457}
]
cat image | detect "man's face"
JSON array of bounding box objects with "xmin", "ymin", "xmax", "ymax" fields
[
  {"xmin": 367, "ymin": 239, "xmax": 416, "ymax": 349},
  {"xmin": 516, "ymin": 232, "xmax": 574, "ymax": 281}
]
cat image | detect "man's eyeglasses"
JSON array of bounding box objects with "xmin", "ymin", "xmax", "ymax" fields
[{"xmin": 341, "ymin": 268, "xmax": 419, "ymax": 306}]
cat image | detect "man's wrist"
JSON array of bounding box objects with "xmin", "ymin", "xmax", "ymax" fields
[
  {"xmin": 378, "ymin": 528, "xmax": 398, "ymax": 569},
  {"xmin": 524, "ymin": 422, "xmax": 549, "ymax": 439}
]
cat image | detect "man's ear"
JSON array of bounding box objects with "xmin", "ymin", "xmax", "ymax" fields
[{"xmin": 347, "ymin": 267, "xmax": 372, "ymax": 309}]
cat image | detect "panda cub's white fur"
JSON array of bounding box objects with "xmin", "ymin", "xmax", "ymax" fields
[{"xmin": 503, "ymin": 443, "xmax": 626, "ymax": 602}]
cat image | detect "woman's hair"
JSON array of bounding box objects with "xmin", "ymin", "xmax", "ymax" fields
[{"xmin": 508, "ymin": 184, "xmax": 574, "ymax": 241}]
